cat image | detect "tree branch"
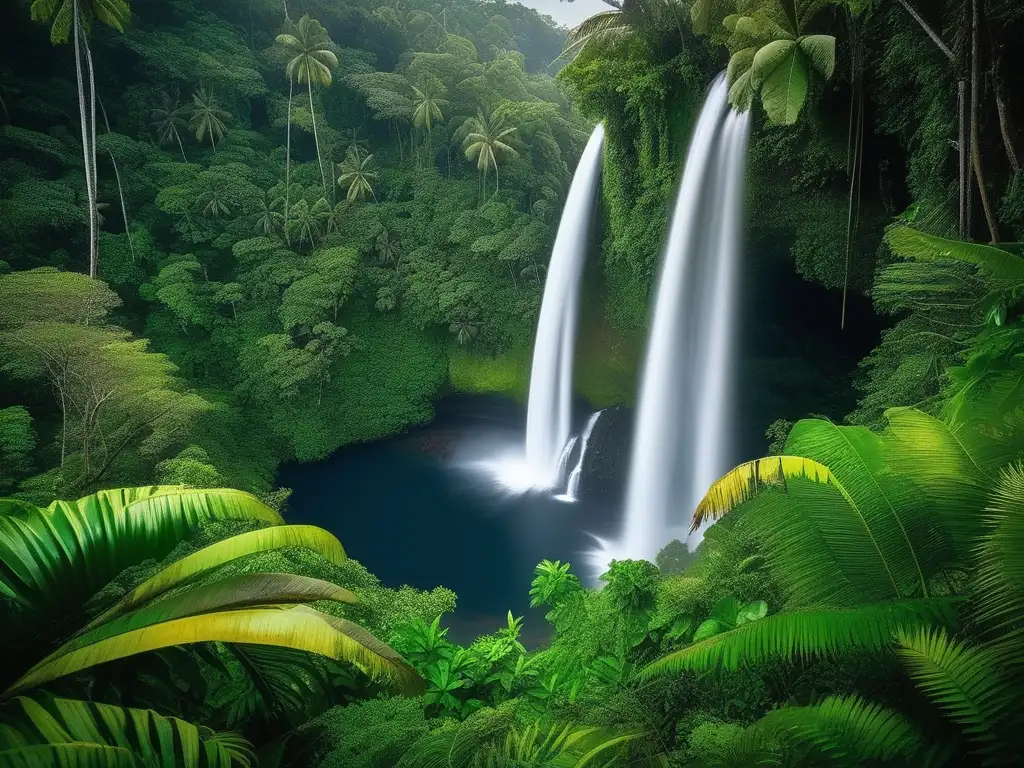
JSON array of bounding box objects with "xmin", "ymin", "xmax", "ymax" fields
[{"xmin": 896, "ymin": 0, "xmax": 956, "ymax": 63}]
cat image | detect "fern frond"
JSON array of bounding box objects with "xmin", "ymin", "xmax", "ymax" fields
[
  {"xmin": 896, "ymin": 627, "xmax": 1017, "ymax": 763},
  {"xmin": 973, "ymin": 463, "xmax": 1024, "ymax": 662},
  {"xmin": 749, "ymin": 695, "xmax": 923, "ymax": 764},
  {"xmin": 885, "ymin": 227, "xmax": 1024, "ymax": 285},
  {"xmin": 638, "ymin": 599, "xmax": 957, "ymax": 678}
]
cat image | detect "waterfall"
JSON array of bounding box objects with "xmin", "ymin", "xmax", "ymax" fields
[
  {"xmin": 555, "ymin": 410, "xmax": 602, "ymax": 503},
  {"xmin": 614, "ymin": 77, "xmax": 750, "ymax": 564},
  {"xmin": 523, "ymin": 124, "xmax": 605, "ymax": 489}
]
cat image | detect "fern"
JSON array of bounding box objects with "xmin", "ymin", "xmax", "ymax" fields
[
  {"xmin": 896, "ymin": 628, "xmax": 1018, "ymax": 764},
  {"xmin": 886, "ymin": 227, "xmax": 1024, "ymax": 284},
  {"xmin": 639, "ymin": 599, "xmax": 957, "ymax": 678},
  {"xmin": 745, "ymin": 695, "xmax": 924, "ymax": 765},
  {"xmin": 972, "ymin": 463, "xmax": 1024, "ymax": 664}
]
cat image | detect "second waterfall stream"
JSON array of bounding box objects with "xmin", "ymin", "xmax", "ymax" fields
[{"xmin": 594, "ymin": 76, "xmax": 751, "ymax": 571}]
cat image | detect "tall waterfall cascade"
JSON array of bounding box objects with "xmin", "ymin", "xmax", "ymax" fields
[
  {"xmin": 613, "ymin": 77, "xmax": 751, "ymax": 565},
  {"xmin": 522, "ymin": 124, "xmax": 605, "ymax": 490}
]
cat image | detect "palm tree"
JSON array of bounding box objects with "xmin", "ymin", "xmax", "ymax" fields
[
  {"xmin": 0, "ymin": 486, "xmax": 423, "ymax": 762},
  {"xmin": 199, "ymin": 182, "xmax": 231, "ymax": 218},
  {"xmin": 285, "ymin": 197, "xmax": 331, "ymax": 247},
  {"xmin": 276, "ymin": 14, "xmax": 338, "ymax": 199},
  {"xmin": 337, "ymin": 147, "xmax": 378, "ymax": 203},
  {"xmin": 449, "ymin": 318, "xmax": 479, "ymax": 346},
  {"xmin": 411, "ymin": 81, "xmax": 449, "ymax": 162},
  {"xmin": 561, "ymin": 0, "xmax": 686, "ymax": 58},
  {"xmin": 29, "ymin": 0, "xmax": 132, "ymax": 279},
  {"xmin": 189, "ymin": 85, "xmax": 230, "ymax": 151},
  {"xmin": 375, "ymin": 229, "xmax": 402, "ymax": 266},
  {"xmin": 461, "ymin": 111, "xmax": 519, "ymax": 197},
  {"xmin": 150, "ymin": 91, "xmax": 189, "ymax": 161},
  {"xmin": 254, "ymin": 192, "xmax": 285, "ymax": 235}
]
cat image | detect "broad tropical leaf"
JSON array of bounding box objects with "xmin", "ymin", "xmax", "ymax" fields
[
  {"xmin": 0, "ymin": 695, "xmax": 253, "ymax": 767},
  {"xmin": 6, "ymin": 605, "xmax": 421, "ymax": 696},
  {"xmin": 87, "ymin": 525, "xmax": 347, "ymax": 628},
  {"xmin": 752, "ymin": 39, "xmax": 810, "ymax": 125},
  {"xmin": 0, "ymin": 487, "xmax": 282, "ymax": 616},
  {"xmin": 639, "ymin": 599, "xmax": 957, "ymax": 678},
  {"xmin": 896, "ymin": 628, "xmax": 1018, "ymax": 763}
]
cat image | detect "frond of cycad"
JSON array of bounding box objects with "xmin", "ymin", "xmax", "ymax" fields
[
  {"xmin": 896, "ymin": 627, "xmax": 1017, "ymax": 761},
  {"xmin": 638, "ymin": 599, "xmax": 957, "ymax": 679},
  {"xmin": 885, "ymin": 227, "xmax": 1024, "ymax": 284},
  {"xmin": 748, "ymin": 695, "xmax": 923, "ymax": 764},
  {"xmin": 691, "ymin": 455, "xmax": 841, "ymax": 530},
  {"xmin": 1, "ymin": 696, "xmax": 252, "ymax": 768},
  {"xmin": 6, "ymin": 605, "xmax": 421, "ymax": 697},
  {"xmin": 973, "ymin": 463, "xmax": 1024, "ymax": 663}
]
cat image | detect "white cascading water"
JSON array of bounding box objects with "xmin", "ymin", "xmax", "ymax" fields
[
  {"xmin": 523, "ymin": 124, "xmax": 605, "ymax": 489},
  {"xmin": 595, "ymin": 76, "xmax": 749, "ymax": 568},
  {"xmin": 555, "ymin": 410, "xmax": 603, "ymax": 503}
]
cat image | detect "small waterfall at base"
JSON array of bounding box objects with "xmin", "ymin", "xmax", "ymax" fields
[
  {"xmin": 555, "ymin": 410, "xmax": 603, "ymax": 503},
  {"xmin": 523, "ymin": 124, "xmax": 605, "ymax": 490},
  {"xmin": 605, "ymin": 76, "xmax": 751, "ymax": 568}
]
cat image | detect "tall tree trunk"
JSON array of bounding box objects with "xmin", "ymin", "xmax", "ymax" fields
[
  {"xmin": 842, "ymin": 11, "xmax": 863, "ymax": 331},
  {"xmin": 308, "ymin": 85, "xmax": 327, "ymax": 192},
  {"xmin": 107, "ymin": 151, "xmax": 135, "ymax": 261},
  {"xmin": 83, "ymin": 20, "xmax": 99, "ymax": 278},
  {"xmin": 174, "ymin": 127, "xmax": 187, "ymax": 162},
  {"xmin": 285, "ymin": 78, "xmax": 293, "ymax": 225},
  {"xmin": 970, "ymin": 0, "xmax": 1000, "ymax": 243},
  {"xmin": 993, "ymin": 46, "xmax": 1020, "ymax": 172},
  {"xmin": 73, "ymin": 1, "xmax": 97, "ymax": 279},
  {"xmin": 959, "ymin": 79, "xmax": 969, "ymax": 236}
]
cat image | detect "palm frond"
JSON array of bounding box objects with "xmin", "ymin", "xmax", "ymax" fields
[
  {"xmin": 6, "ymin": 605, "xmax": 421, "ymax": 696},
  {"xmin": 0, "ymin": 487, "xmax": 281, "ymax": 618},
  {"xmin": 0, "ymin": 696, "xmax": 252, "ymax": 767},
  {"xmin": 561, "ymin": 11, "xmax": 631, "ymax": 58},
  {"xmin": 87, "ymin": 525, "xmax": 347, "ymax": 628},
  {"xmin": 692, "ymin": 455, "xmax": 841, "ymax": 529},
  {"xmin": 638, "ymin": 599, "xmax": 958, "ymax": 678}
]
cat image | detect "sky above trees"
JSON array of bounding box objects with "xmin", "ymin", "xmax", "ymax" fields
[{"xmin": 516, "ymin": 0, "xmax": 606, "ymax": 27}]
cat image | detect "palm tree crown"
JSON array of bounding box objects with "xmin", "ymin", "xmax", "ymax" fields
[
  {"xmin": 411, "ymin": 81, "xmax": 449, "ymax": 133},
  {"xmin": 150, "ymin": 91, "xmax": 188, "ymax": 160},
  {"xmin": 276, "ymin": 14, "xmax": 339, "ymax": 88},
  {"xmin": 461, "ymin": 111, "xmax": 519, "ymax": 194},
  {"xmin": 337, "ymin": 147, "xmax": 378, "ymax": 203},
  {"xmin": 189, "ymin": 85, "xmax": 230, "ymax": 150},
  {"xmin": 30, "ymin": 0, "xmax": 131, "ymax": 44}
]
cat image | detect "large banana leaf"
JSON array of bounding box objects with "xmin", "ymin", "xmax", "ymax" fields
[
  {"xmin": 0, "ymin": 487, "xmax": 282, "ymax": 617},
  {"xmin": 0, "ymin": 695, "xmax": 253, "ymax": 767},
  {"xmin": 86, "ymin": 525, "xmax": 347, "ymax": 629},
  {"xmin": 6, "ymin": 605, "xmax": 421, "ymax": 696},
  {"xmin": 638, "ymin": 599, "xmax": 957, "ymax": 678}
]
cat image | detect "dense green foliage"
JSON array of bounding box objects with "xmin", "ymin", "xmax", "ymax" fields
[{"xmin": 2, "ymin": 0, "xmax": 1024, "ymax": 766}]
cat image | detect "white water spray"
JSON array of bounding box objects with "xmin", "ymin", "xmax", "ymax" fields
[
  {"xmin": 523, "ymin": 124, "xmax": 605, "ymax": 489},
  {"xmin": 604, "ymin": 77, "xmax": 750, "ymax": 567}
]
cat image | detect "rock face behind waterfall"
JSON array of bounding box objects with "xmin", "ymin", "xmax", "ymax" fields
[{"xmin": 577, "ymin": 406, "xmax": 632, "ymax": 504}]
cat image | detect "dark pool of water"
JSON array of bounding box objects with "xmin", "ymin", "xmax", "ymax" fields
[{"xmin": 277, "ymin": 396, "xmax": 619, "ymax": 646}]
